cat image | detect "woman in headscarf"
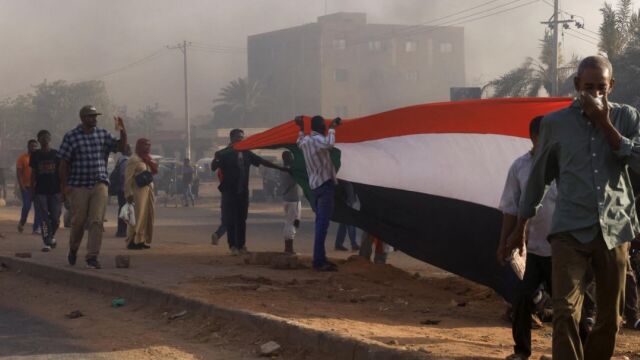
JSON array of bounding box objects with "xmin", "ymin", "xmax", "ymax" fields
[{"xmin": 124, "ymin": 138, "xmax": 157, "ymax": 249}]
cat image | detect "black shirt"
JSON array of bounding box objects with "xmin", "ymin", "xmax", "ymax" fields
[
  {"xmin": 29, "ymin": 149, "xmax": 61, "ymax": 195},
  {"xmin": 211, "ymin": 147, "xmax": 262, "ymax": 194}
]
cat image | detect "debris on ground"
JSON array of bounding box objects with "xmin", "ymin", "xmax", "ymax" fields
[
  {"xmin": 168, "ymin": 310, "xmax": 188, "ymax": 320},
  {"xmin": 259, "ymin": 341, "xmax": 281, "ymax": 356},
  {"xmin": 420, "ymin": 319, "xmax": 441, "ymax": 325},
  {"xmin": 65, "ymin": 310, "xmax": 84, "ymax": 319},
  {"xmin": 115, "ymin": 255, "xmax": 130, "ymax": 268},
  {"xmin": 15, "ymin": 252, "xmax": 31, "ymax": 258},
  {"xmin": 111, "ymin": 297, "xmax": 126, "ymax": 307}
]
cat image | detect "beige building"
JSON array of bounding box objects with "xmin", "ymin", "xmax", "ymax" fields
[{"xmin": 248, "ymin": 12, "xmax": 465, "ymax": 123}]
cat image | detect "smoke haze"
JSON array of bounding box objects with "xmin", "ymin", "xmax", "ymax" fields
[{"xmin": 0, "ymin": 0, "xmax": 603, "ymax": 128}]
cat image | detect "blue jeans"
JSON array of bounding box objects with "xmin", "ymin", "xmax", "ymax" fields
[
  {"xmin": 335, "ymin": 223, "xmax": 357, "ymax": 248},
  {"xmin": 183, "ymin": 183, "xmax": 195, "ymax": 206},
  {"xmin": 312, "ymin": 180, "xmax": 335, "ymax": 268},
  {"xmin": 19, "ymin": 189, "xmax": 42, "ymax": 232},
  {"xmin": 34, "ymin": 194, "xmax": 61, "ymax": 246}
]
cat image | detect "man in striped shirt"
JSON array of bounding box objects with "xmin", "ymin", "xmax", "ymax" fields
[{"xmin": 296, "ymin": 115, "xmax": 341, "ymax": 271}]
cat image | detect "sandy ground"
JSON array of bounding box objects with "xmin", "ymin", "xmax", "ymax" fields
[
  {"xmin": 0, "ymin": 183, "xmax": 639, "ymax": 359},
  {"xmin": 0, "ymin": 269, "xmax": 316, "ymax": 359}
]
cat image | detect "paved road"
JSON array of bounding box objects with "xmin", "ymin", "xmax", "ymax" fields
[
  {"xmin": 0, "ymin": 305, "xmax": 87, "ymax": 359},
  {"xmin": 0, "ymin": 270, "xmax": 263, "ymax": 360}
]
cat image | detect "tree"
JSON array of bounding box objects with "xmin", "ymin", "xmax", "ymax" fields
[
  {"xmin": 210, "ymin": 78, "xmax": 270, "ymax": 128},
  {"xmin": 132, "ymin": 103, "xmax": 166, "ymax": 139},
  {"xmin": 31, "ymin": 80, "xmax": 113, "ymax": 140},
  {"xmin": 599, "ymin": 0, "xmax": 640, "ymax": 107},
  {"xmin": 484, "ymin": 30, "xmax": 578, "ymax": 97}
]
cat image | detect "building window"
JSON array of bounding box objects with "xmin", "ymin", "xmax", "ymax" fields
[
  {"xmin": 334, "ymin": 69, "xmax": 349, "ymax": 82},
  {"xmin": 405, "ymin": 40, "xmax": 418, "ymax": 52},
  {"xmin": 335, "ymin": 105, "xmax": 348, "ymax": 117},
  {"xmin": 332, "ymin": 39, "xmax": 346, "ymax": 50},
  {"xmin": 368, "ymin": 40, "xmax": 382, "ymax": 51},
  {"xmin": 405, "ymin": 71, "xmax": 419, "ymax": 82},
  {"xmin": 439, "ymin": 42, "xmax": 453, "ymax": 53}
]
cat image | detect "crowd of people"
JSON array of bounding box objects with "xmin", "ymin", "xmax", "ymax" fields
[{"xmin": 10, "ymin": 54, "xmax": 640, "ymax": 358}]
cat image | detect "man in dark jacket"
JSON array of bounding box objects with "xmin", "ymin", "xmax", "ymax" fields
[{"xmin": 211, "ymin": 129, "xmax": 288, "ymax": 255}]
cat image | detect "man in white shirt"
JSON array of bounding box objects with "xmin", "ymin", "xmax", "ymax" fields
[
  {"xmin": 497, "ymin": 116, "xmax": 555, "ymax": 360},
  {"xmin": 296, "ymin": 115, "xmax": 341, "ymax": 271}
]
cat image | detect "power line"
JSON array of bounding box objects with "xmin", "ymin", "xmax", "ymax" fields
[
  {"xmin": 190, "ymin": 45, "xmax": 246, "ymax": 54},
  {"xmin": 566, "ymin": 28, "xmax": 600, "ymax": 42},
  {"xmin": 342, "ymin": 0, "xmax": 540, "ymax": 51},
  {"xmin": 190, "ymin": 41, "xmax": 246, "ymax": 51},
  {"xmin": 383, "ymin": 0, "xmax": 534, "ymax": 39},
  {"xmin": 440, "ymin": 0, "xmax": 540, "ymax": 27},
  {"xmin": 431, "ymin": 0, "xmax": 536, "ymax": 27},
  {"xmin": 81, "ymin": 49, "xmax": 167, "ymax": 80},
  {"xmin": 565, "ymin": 31, "xmax": 599, "ymax": 46},
  {"xmin": 413, "ymin": 0, "xmax": 506, "ymax": 26},
  {"xmin": 541, "ymin": 0, "xmax": 600, "ymax": 36}
]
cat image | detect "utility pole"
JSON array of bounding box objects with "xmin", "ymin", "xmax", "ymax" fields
[
  {"xmin": 551, "ymin": 0, "xmax": 559, "ymax": 97},
  {"xmin": 168, "ymin": 41, "xmax": 192, "ymax": 160},
  {"xmin": 541, "ymin": 0, "xmax": 583, "ymax": 96}
]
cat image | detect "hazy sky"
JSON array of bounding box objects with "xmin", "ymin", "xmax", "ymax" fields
[{"xmin": 0, "ymin": 0, "xmax": 606, "ymax": 127}]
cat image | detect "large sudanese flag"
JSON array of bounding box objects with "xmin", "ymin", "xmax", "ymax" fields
[{"xmin": 236, "ymin": 97, "xmax": 572, "ymax": 299}]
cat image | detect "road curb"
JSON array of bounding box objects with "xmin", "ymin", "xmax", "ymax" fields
[{"xmin": 0, "ymin": 255, "xmax": 430, "ymax": 360}]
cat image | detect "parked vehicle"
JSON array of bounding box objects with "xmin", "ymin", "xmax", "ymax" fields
[{"xmin": 196, "ymin": 157, "xmax": 214, "ymax": 182}]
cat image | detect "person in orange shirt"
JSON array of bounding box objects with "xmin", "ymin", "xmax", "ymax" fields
[{"xmin": 16, "ymin": 139, "xmax": 42, "ymax": 234}]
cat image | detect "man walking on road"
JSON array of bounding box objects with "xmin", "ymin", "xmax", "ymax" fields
[
  {"xmin": 508, "ymin": 56, "xmax": 640, "ymax": 359},
  {"xmin": 211, "ymin": 129, "xmax": 288, "ymax": 255},
  {"xmin": 497, "ymin": 116, "xmax": 555, "ymax": 360},
  {"xmin": 182, "ymin": 158, "xmax": 196, "ymax": 207},
  {"xmin": 296, "ymin": 115, "xmax": 341, "ymax": 271},
  {"xmin": 59, "ymin": 105, "xmax": 128, "ymax": 269},
  {"xmin": 112, "ymin": 144, "xmax": 131, "ymax": 238},
  {"xmin": 30, "ymin": 130, "xmax": 62, "ymax": 252},
  {"xmin": 16, "ymin": 139, "xmax": 42, "ymax": 234},
  {"xmin": 280, "ymin": 150, "xmax": 301, "ymax": 254}
]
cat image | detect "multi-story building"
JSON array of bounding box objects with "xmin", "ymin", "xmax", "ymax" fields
[{"xmin": 248, "ymin": 12, "xmax": 465, "ymax": 123}]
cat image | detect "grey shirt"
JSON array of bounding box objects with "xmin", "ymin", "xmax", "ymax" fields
[
  {"xmin": 519, "ymin": 99, "xmax": 640, "ymax": 249},
  {"xmin": 280, "ymin": 171, "xmax": 300, "ymax": 202}
]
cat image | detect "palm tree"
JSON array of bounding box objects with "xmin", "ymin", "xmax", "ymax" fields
[
  {"xmin": 599, "ymin": 0, "xmax": 640, "ymax": 107},
  {"xmin": 211, "ymin": 78, "xmax": 269, "ymax": 128},
  {"xmin": 484, "ymin": 30, "xmax": 578, "ymax": 98}
]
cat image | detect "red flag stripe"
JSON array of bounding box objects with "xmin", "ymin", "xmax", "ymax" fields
[{"xmin": 235, "ymin": 97, "xmax": 572, "ymax": 150}]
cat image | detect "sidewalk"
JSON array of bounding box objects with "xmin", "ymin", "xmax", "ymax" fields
[{"xmin": 1, "ymin": 205, "xmax": 638, "ymax": 359}]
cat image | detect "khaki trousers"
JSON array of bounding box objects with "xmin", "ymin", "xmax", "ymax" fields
[
  {"xmin": 69, "ymin": 183, "xmax": 108, "ymax": 260},
  {"xmin": 550, "ymin": 232, "xmax": 629, "ymax": 360}
]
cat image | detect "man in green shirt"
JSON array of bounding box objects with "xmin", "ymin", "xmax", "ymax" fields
[{"xmin": 506, "ymin": 55, "xmax": 640, "ymax": 359}]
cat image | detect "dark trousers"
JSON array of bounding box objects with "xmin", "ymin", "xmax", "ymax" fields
[
  {"xmin": 20, "ymin": 189, "xmax": 42, "ymax": 232},
  {"xmin": 221, "ymin": 192, "xmax": 249, "ymax": 250},
  {"xmin": 512, "ymin": 253, "xmax": 552, "ymax": 357},
  {"xmin": 214, "ymin": 224, "xmax": 227, "ymax": 239},
  {"xmin": 335, "ymin": 223, "xmax": 357, "ymax": 248},
  {"xmin": 116, "ymin": 191, "xmax": 127, "ymax": 236},
  {"xmin": 625, "ymin": 257, "xmax": 639, "ymax": 324},
  {"xmin": 312, "ymin": 180, "xmax": 335, "ymax": 268},
  {"xmin": 550, "ymin": 232, "xmax": 628, "ymax": 360},
  {"xmin": 34, "ymin": 194, "xmax": 61, "ymax": 246}
]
